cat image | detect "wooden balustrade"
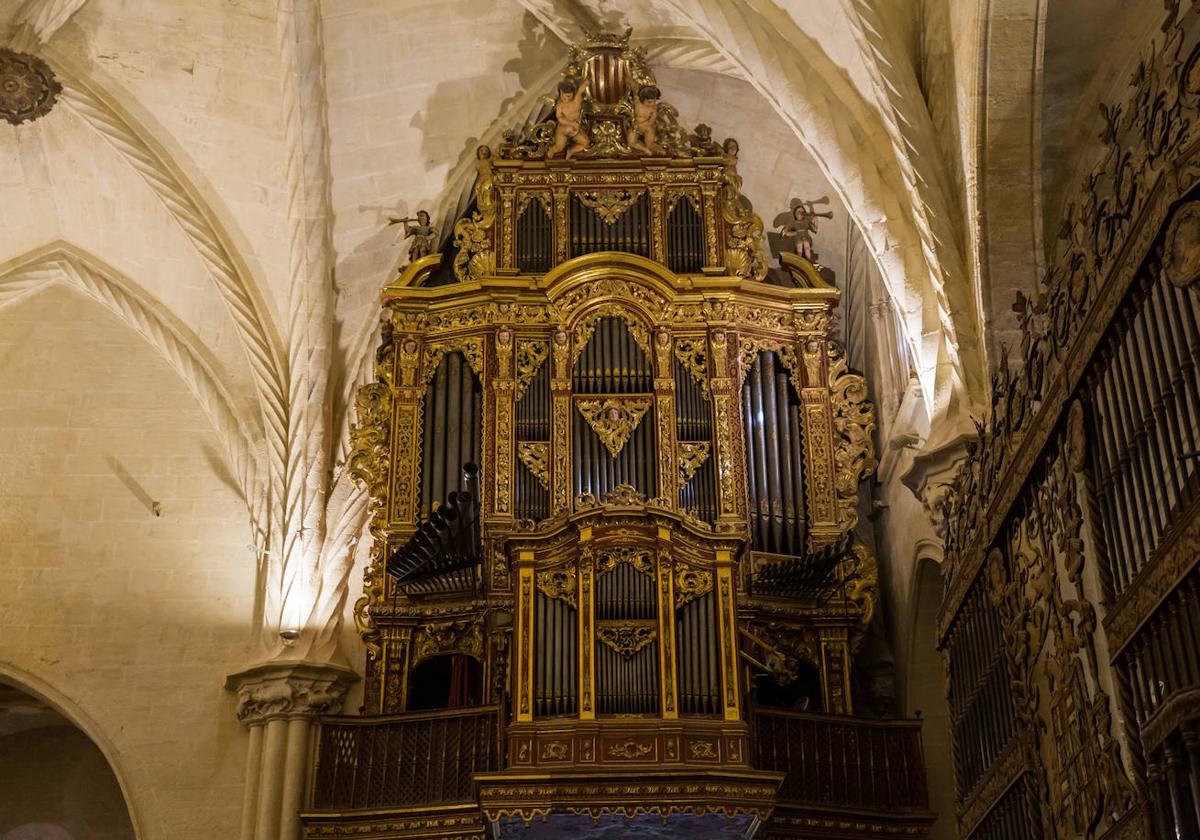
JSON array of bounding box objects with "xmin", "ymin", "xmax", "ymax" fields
[
  {"xmin": 751, "ymin": 708, "xmax": 929, "ymax": 812},
  {"xmin": 310, "ymin": 705, "xmax": 500, "ymax": 811}
]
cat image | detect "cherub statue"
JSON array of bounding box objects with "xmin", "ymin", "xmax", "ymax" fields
[
  {"xmin": 627, "ymin": 85, "xmax": 665, "ymax": 155},
  {"xmin": 473, "ymin": 144, "xmax": 495, "ymax": 213},
  {"xmin": 548, "ymin": 77, "xmax": 592, "ymax": 159},
  {"xmin": 388, "ymin": 209, "xmax": 437, "ymax": 262},
  {"xmin": 722, "ymin": 137, "xmax": 740, "ymax": 165},
  {"xmin": 689, "ymin": 123, "xmax": 722, "ymax": 155},
  {"xmin": 778, "ymin": 197, "xmax": 833, "ymax": 261}
]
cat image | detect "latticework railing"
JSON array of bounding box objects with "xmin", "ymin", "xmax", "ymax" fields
[
  {"xmin": 311, "ymin": 705, "xmax": 500, "ymax": 810},
  {"xmin": 751, "ymin": 708, "xmax": 928, "ymax": 812}
]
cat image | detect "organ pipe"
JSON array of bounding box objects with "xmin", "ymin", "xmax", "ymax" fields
[
  {"xmin": 421, "ymin": 352, "xmax": 482, "ymax": 521},
  {"xmin": 741, "ymin": 352, "xmax": 807, "ymax": 556}
]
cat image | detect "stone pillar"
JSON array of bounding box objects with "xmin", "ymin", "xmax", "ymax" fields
[{"xmin": 226, "ymin": 660, "xmax": 358, "ymax": 840}]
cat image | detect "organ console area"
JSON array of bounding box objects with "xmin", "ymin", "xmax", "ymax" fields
[{"xmin": 304, "ymin": 31, "xmax": 933, "ymax": 840}]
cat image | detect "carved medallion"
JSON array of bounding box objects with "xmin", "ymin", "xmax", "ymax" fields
[
  {"xmin": 0, "ymin": 50, "xmax": 61, "ymax": 126},
  {"xmin": 575, "ymin": 396, "xmax": 653, "ymax": 457},
  {"xmin": 1163, "ymin": 200, "xmax": 1200, "ymax": 288}
]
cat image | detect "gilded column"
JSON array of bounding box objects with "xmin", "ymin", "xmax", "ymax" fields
[
  {"xmin": 550, "ymin": 329, "xmax": 572, "ymax": 514},
  {"xmin": 799, "ymin": 335, "xmax": 838, "ymax": 546},
  {"xmin": 391, "ymin": 331, "xmax": 423, "ymax": 526},
  {"xmin": 708, "ymin": 326, "xmax": 747, "ymax": 530},
  {"xmin": 656, "ymin": 530, "xmax": 678, "ymax": 719},
  {"xmin": 578, "ymin": 534, "xmax": 596, "ymax": 720},
  {"xmin": 515, "ymin": 553, "xmax": 536, "ymax": 722},
  {"xmin": 226, "ymin": 660, "xmax": 358, "ymax": 840},
  {"xmin": 715, "ymin": 551, "xmax": 742, "ymax": 721},
  {"xmin": 552, "ymin": 185, "xmax": 569, "ymax": 265},
  {"xmin": 648, "ymin": 183, "xmax": 666, "ymax": 264},
  {"xmin": 492, "ymin": 327, "xmax": 515, "ymax": 521},
  {"xmin": 653, "ymin": 329, "xmax": 678, "ymax": 505},
  {"xmin": 820, "ymin": 628, "xmax": 852, "ymax": 714}
]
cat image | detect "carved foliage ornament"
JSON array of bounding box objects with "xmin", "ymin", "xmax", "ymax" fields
[
  {"xmin": 596, "ymin": 547, "xmax": 654, "ymax": 577},
  {"xmin": 829, "ymin": 346, "xmax": 877, "ymax": 531},
  {"xmin": 0, "ymin": 50, "xmax": 61, "ymax": 126},
  {"xmin": 514, "ymin": 340, "xmax": 549, "ymax": 402},
  {"xmin": 677, "ymin": 441, "xmax": 711, "ymax": 484},
  {"xmin": 576, "ymin": 396, "xmax": 652, "ymax": 457},
  {"xmin": 597, "ymin": 623, "xmax": 656, "ymax": 657},
  {"xmin": 516, "ymin": 441, "xmax": 550, "ymax": 489},
  {"xmin": 535, "ymin": 566, "xmax": 577, "ymax": 607},
  {"xmin": 673, "ymin": 337, "xmax": 708, "ymax": 393},
  {"xmin": 674, "ymin": 567, "xmax": 713, "ymax": 608},
  {"xmin": 577, "ymin": 189, "xmax": 644, "ymax": 224},
  {"xmin": 411, "ymin": 619, "xmax": 484, "ymax": 666}
]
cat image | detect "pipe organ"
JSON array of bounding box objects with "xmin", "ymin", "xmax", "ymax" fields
[
  {"xmin": 317, "ymin": 30, "xmax": 926, "ymax": 840},
  {"xmin": 939, "ymin": 9, "xmax": 1200, "ymax": 839}
]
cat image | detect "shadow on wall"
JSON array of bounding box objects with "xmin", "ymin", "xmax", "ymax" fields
[
  {"xmin": 0, "ymin": 682, "xmax": 135, "ymax": 840},
  {"xmin": 907, "ymin": 556, "xmax": 955, "ymax": 840}
]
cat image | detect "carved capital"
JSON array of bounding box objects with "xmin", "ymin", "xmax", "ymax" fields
[{"xmin": 225, "ymin": 661, "xmax": 359, "ymax": 726}]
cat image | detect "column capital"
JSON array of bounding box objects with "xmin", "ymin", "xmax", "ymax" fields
[
  {"xmin": 900, "ymin": 431, "xmax": 973, "ymax": 537},
  {"xmin": 225, "ymin": 660, "xmax": 359, "ymax": 727}
]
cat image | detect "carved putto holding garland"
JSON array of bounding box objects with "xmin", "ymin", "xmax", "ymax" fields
[{"xmin": 329, "ymin": 28, "xmax": 903, "ymax": 840}]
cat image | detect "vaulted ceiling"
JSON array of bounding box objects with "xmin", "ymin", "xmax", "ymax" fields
[{"xmin": 0, "ymin": 0, "xmax": 1174, "ymax": 647}]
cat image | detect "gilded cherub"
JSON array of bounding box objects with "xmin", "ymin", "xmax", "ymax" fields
[
  {"xmin": 388, "ymin": 209, "xmax": 437, "ymax": 262},
  {"xmin": 548, "ymin": 77, "xmax": 592, "ymax": 159},
  {"xmin": 626, "ymin": 85, "xmax": 665, "ymax": 156}
]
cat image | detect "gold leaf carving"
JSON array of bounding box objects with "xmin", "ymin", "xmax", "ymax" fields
[
  {"xmin": 674, "ymin": 567, "xmax": 713, "ymax": 608},
  {"xmin": 596, "ymin": 547, "xmax": 654, "ymax": 577},
  {"xmin": 829, "ymin": 346, "xmax": 877, "ymax": 532},
  {"xmin": 516, "ymin": 442, "xmax": 550, "ymax": 489},
  {"xmin": 577, "ymin": 189, "xmax": 643, "ymax": 224},
  {"xmin": 607, "ymin": 739, "xmax": 653, "ymax": 759},
  {"xmin": 677, "ymin": 441, "xmax": 711, "ymax": 484},
  {"xmin": 596, "ymin": 624, "xmax": 656, "ymax": 658},
  {"xmin": 411, "ymin": 618, "xmax": 484, "ymax": 666},
  {"xmin": 535, "ymin": 566, "xmax": 576, "ymax": 607},
  {"xmin": 673, "ymin": 337, "xmax": 708, "ymax": 393},
  {"xmin": 514, "ymin": 341, "xmax": 549, "ymax": 403},
  {"xmin": 575, "ymin": 396, "xmax": 653, "ymax": 457}
]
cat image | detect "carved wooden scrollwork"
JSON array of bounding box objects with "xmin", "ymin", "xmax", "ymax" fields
[
  {"xmin": 596, "ymin": 547, "xmax": 654, "ymax": 577},
  {"xmin": 514, "ymin": 340, "xmax": 550, "ymax": 402},
  {"xmin": 596, "ymin": 624, "xmax": 656, "ymax": 657},
  {"xmin": 516, "ymin": 442, "xmax": 550, "ymax": 489},
  {"xmin": 575, "ymin": 397, "xmax": 653, "ymax": 457},
  {"xmin": 828, "ymin": 346, "xmax": 876, "ymax": 532},
  {"xmin": 535, "ymin": 566, "xmax": 577, "ymax": 607},
  {"xmin": 577, "ymin": 189, "xmax": 644, "ymax": 224},
  {"xmin": 411, "ymin": 618, "xmax": 484, "ymax": 666},
  {"xmin": 674, "ymin": 567, "xmax": 713, "ymax": 608}
]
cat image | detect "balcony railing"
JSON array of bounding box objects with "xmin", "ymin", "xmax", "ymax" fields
[
  {"xmin": 752, "ymin": 708, "xmax": 929, "ymax": 812},
  {"xmin": 311, "ymin": 705, "xmax": 500, "ymax": 810}
]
